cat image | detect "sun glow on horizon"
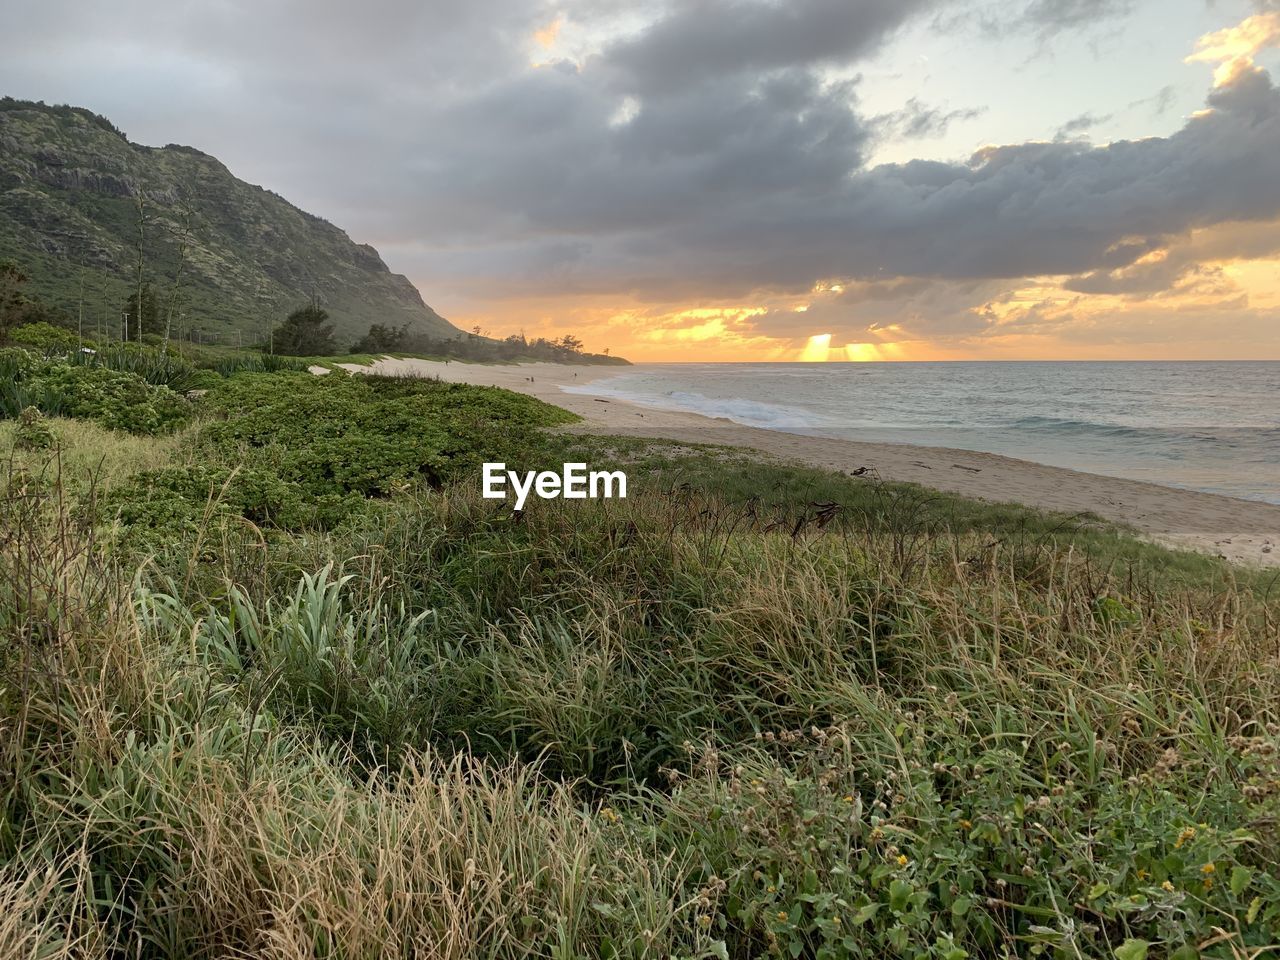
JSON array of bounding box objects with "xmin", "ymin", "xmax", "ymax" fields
[{"xmin": 798, "ymin": 333, "xmax": 832, "ymax": 361}]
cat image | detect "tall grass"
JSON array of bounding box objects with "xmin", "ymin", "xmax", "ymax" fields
[
  {"xmin": 1, "ymin": 430, "xmax": 1277, "ymax": 956},
  {"xmin": 203, "ymin": 353, "xmax": 313, "ymax": 377}
]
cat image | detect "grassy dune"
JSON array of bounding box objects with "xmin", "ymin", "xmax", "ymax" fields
[{"xmin": 0, "ymin": 351, "xmax": 1277, "ymax": 958}]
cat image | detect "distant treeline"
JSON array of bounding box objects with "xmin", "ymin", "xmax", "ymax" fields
[
  {"xmin": 2, "ymin": 262, "xmax": 628, "ymax": 365},
  {"xmin": 349, "ymin": 321, "xmax": 628, "ymax": 365}
]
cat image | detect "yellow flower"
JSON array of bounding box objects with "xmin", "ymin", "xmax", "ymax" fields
[
  {"xmin": 831, "ymin": 916, "xmax": 841, "ymax": 926},
  {"xmin": 600, "ymin": 807, "xmax": 620, "ymax": 824},
  {"xmin": 776, "ymin": 911, "xmax": 789, "ymax": 922},
  {"xmin": 959, "ymin": 819, "xmax": 972, "ymax": 830},
  {"xmin": 842, "ymin": 795, "xmax": 854, "ymax": 804},
  {"xmin": 1203, "ymin": 877, "xmax": 1214, "ymax": 891},
  {"xmin": 1174, "ymin": 826, "xmax": 1196, "ymax": 849},
  {"xmin": 1136, "ymin": 869, "xmax": 1149, "ymax": 880},
  {"xmin": 766, "ymin": 885, "xmax": 776, "ymax": 894},
  {"xmin": 1201, "ymin": 863, "xmax": 1216, "ymax": 875},
  {"xmin": 869, "ymin": 827, "xmax": 884, "ymax": 842},
  {"xmin": 896, "ymin": 854, "xmax": 909, "ymax": 867},
  {"xmin": 698, "ymin": 915, "xmax": 712, "ymax": 928},
  {"xmin": 1161, "ymin": 881, "xmax": 1175, "ymax": 892}
]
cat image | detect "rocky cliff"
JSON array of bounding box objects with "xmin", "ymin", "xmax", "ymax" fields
[{"xmin": 0, "ymin": 98, "xmax": 459, "ymax": 343}]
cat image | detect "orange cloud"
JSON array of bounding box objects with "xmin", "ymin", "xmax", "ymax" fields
[
  {"xmin": 533, "ymin": 15, "xmax": 564, "ymax": 49},
  {"xmin": 1187, "ymin": 12, "xmax": 1280, "ymax": 86}
]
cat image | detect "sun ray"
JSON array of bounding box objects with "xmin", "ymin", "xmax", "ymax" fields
[{"xmin": 799, "ymin": 333, "xmax": 832, "ymax": 361}]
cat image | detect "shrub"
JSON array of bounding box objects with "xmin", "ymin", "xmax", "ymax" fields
[
  {"xmin": 0, "ymin": 346, "xmax": 37, "ymax": 382},
  {"xmin": 0, "ymin": 360, "xmax": 192, "ymax": 435},
  {"xmin": 104, "ymin": 465, "xmax": 363, "ymax": 546},
  {"xmin": 200, "ymin": 372, "xmax": 574, "ymax": 495},
  {"xmin": 7, "ymin": 321, "xmax": 81, "ymax": 353}
]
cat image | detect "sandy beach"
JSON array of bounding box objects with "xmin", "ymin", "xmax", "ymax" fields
[{"xmin": 330, "ymin": 357, "xmax": 1280, "ymax": 568}]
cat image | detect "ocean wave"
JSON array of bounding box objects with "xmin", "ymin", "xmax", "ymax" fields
[
  {"xmin": 561, "ymin": 383, "xmax": 829, "ymax": 430},
  {"xmin": 1008, "ymin": 415, "xmax": 1280, "ymax": 450}
]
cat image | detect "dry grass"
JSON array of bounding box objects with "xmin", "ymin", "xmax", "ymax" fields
[
  {"xmin": 0, "ymin": 417, "xmax": 196, "ymax": 496},
  {"xmin": 1, "ymin": 447, "xmax": 1277, "ymax": 957}
]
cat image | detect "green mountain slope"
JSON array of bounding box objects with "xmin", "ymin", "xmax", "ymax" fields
[{"xmin": 0, "ymin": 98, "xmax": 460, "ymax": 344}]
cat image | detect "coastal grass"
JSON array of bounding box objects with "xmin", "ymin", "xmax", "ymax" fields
[
  {"xmin": 0, "ymin": 417, "xmax": 200, "ymax": 495},
  {"xmin": 0, "ymin": 363, "xmax": 1277, "ymax": 958}
]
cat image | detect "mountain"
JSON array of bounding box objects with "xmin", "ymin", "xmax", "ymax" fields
[{"xmin": 0, "ymin": 98, "xmax": 460, "ymax": 344}]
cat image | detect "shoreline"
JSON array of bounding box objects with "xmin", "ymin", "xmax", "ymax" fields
[{"xmin": 332, "ymin": 357, "xmax": 1280, "ymax": 568}]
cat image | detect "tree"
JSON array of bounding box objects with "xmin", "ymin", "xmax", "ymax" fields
[
  {"xmin": 557, "ymin": 333, "xmax": 584, "ymax": 354},
  {"xmin": 0, "ymin": 259, "xmax": 28, "ymax": 339},
  {"xmin": 123, "ymin": 282, "xmax": 163, "ymax": 337},
  {"xmin": 0, "ymin": 260, "xmax": 69, "ymax": 340},
  {"xmin": 350, "ymin": 322, "xmax": 406, "ymax": 354},
  {"xmin": 271, "ymin": 304, "xmax": 336, "ymax": 356}
]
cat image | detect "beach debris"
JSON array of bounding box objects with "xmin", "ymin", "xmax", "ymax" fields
[
  {"xmin": 952, "ymin": 463, "xmax": 981, "ymax": 473},
  {"xmin": 849, "ymin": 466, "xmax": 868, "ymax": 476},
  {"xmin": 594, "ymin": 398, "xmax": 610, "ymax": 403},
  {"xmin": 912, "ymin": 460, "xmax": 933, "ymax": 469}
]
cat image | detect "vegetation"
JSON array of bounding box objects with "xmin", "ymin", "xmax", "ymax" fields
[
  {"xmin": 270, "ymin": 303, "xmax": 337, "ymax": 357},
  {"xmin": 0, "ymin": 348, "xmax": 192, "ymax": 435},
  {"xmin": 0, "ymin": 346, "xmax": 1276, "ymax": 959},
  {"xmin": 0, "ymin": 99, "xmax": 457, "ymax": 344},
  {"xmin": 349, "ymin": 322, "xmax": 628, "ymax": 365},
  {"xmin": 0, "ymin": 259, "xmax": 69, "ymax": 339}
]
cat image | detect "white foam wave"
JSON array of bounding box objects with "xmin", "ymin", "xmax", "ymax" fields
[{"xmin": 561, "ymin": 382, "xmax": 830, "ymax": 430}]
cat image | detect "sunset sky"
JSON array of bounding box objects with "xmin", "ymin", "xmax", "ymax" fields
[{"xmin": 5, "ymin": 0, "xmax": 1280, "ymax": 360}]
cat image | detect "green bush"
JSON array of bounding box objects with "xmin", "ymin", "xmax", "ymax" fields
[
  {"xmin": 100, "ymin": 373, "xmax": 575, "ymax": 543},
  {"xmin": 105, "ymin": 465, "xmax": 363, "ymax": 546},
  {"xmin": 0, "ymin": 360, "xmax": 192, "ymax": 434},
  {"xmin": 7, "ymin": 320, "xmax": 81, "ymax": 353},
  {"xmin": 200, "ymin": 371, "xmax": 575, "ymax": 496},
  {"xmin": 0, "ymin": 345, "xmax": 37, "ymax": 381}
]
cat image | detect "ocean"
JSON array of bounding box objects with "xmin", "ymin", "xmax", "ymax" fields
[{"xmin": 563, "ymin": 361, "xmax": 1280, "ymax": 504}]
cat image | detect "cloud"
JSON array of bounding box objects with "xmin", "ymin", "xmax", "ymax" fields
[
  {"xmin": 1055, "ymin": 111, "xmax": 1112, "ymax": 139},
  {"xmin": 946, "ymin": 0, "xmax": 1138, "ymax": 40},
  {"xmin": 600, "ymin": 0, "xmax": 938, "ymax": 97},
  {"xmin": 1064, "ymin": 218, "xmax": 1280, "ymax": 295},
  {"xmin": 1187, "ymin": 11, "xmax": 1280, "ymax": 86},
  {"xmin": 877, "ymin": 98, "xmax": 986, "ymax": 140},
  {"xmin": 447, "ymin": 62, "xmax": 1280, "ymax": 298},
  {"xmin": 1019, "ymin": 0, "xmax": 1137, "ymax": 31},
  {"xmin": 1128, "ymin": 84, "xmax": 1177, "ymax": 117},
  {"xmin": 2, "ymin": 0, "xmax": 1280, "ymax": 356}
]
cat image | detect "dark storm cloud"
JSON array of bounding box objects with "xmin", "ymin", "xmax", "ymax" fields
[
  {"xmin": 2, "ymin": 0, "xmax": 1279, "ymax": 340},
  {"xmin": 400, "ymin": 61, "xmax": 1280, "ymax": 307},
  {"xmin": 600, "ymin": 0, "xmax": 939, "ymax": 97}
]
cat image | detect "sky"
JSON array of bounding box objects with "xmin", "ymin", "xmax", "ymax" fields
[{"xmin": 4, "ymin": 0, "xmax": 1280, "ymax": 361}]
